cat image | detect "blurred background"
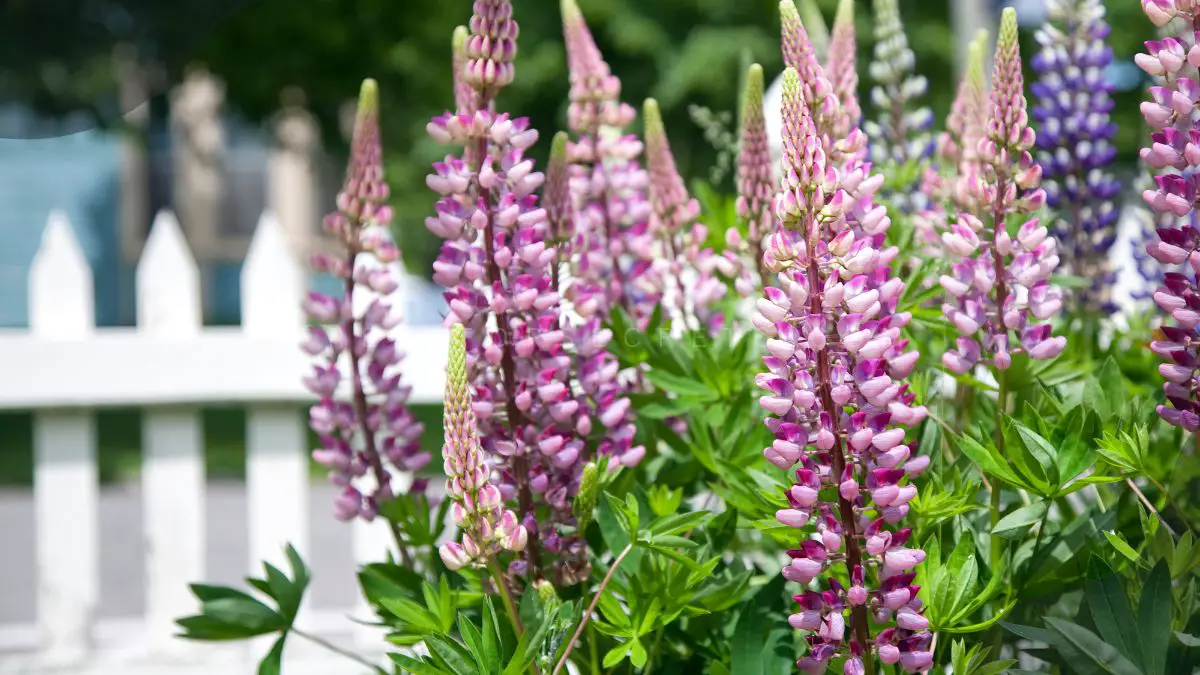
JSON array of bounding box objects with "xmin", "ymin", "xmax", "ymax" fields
[{"xmin": 0, "ymin": 0, "xmax": 1162, "ymax": 669}]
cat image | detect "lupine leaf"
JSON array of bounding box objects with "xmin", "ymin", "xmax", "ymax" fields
[
  {"xmin": 1045, "ymin": 618, "xmax": 1143, "ymax": 675},
  {"xmin": 1138, "ymin": 561, "xmax": 1173, "ymax": 675}
]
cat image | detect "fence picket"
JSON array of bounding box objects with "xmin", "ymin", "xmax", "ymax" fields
[
  {"xmin": 29, "ymin": 211, "xmax": 99, "ymax": 663},
  {"xmin": 136, "ymin": 209, "xmax": 206, "ymax": 654},
  {"xmin": 242, "ymin": 212, "xmax": 310, "ymax": 587}
]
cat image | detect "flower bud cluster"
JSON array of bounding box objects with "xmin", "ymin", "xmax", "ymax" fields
[
  {"xmin": 755, "ymin": 66, "xmax": 932, "ymax": 674},
  {"xmin": 302, "ymin": 80, "xmax": 429, "ymax": 522},
  {"xmin": 440, "ymin": 324, "xmax": 528, "ymax": 570}
]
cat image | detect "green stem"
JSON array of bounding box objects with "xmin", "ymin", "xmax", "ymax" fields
[
  {"xmin": 488, "ymin": 560, "xmax": 524, "ymax": 635},
  {"xmin": 292, "ymin": 627, "xmax": 389, "ymax": 674},
  {"xmin": 643, "ymin": 629, "xmax": 665, "ymax": 675},
  {"xmin": 991, "ymin": 369, "xmax": 1009, "ymax": 571},
  {"xmin": 589, "ymin": 623, "xmax": 600, "ymax": 675},
  {"xmin": 554, "ymin": 544, "xmax": 634, "ymax": 675}
]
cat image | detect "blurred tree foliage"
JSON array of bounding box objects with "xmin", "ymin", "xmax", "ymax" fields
[{"xmin": 0, "ymin": 0, "xmax": 1160, "ymax": 272}]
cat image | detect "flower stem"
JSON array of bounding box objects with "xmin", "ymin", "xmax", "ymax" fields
[
  {"xmin": 292, "ymin": 627, "xmax": 388, "ymax": 674},
  {"xmin": 1126, "ymin": 477, "xmax": 1178, "ymax": 539},
  {"xmin": 990, "ymin": 368, "xmax": 1009, "ymax": 572},
  {"xmin": 488, "ymin": 560, "xmax": 524, "ymax": 635},
  {"xmin": 553, "ymin": 543, "xmax": 633, "ymax": 675}
]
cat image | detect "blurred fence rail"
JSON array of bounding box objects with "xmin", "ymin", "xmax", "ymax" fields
[{"xmin": 0, "ymin": 209, "xmax": 446, "ymax": 673}]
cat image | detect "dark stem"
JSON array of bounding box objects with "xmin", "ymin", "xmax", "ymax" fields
[
  {"xmin": 343, "ymin": 249, "xmax": 413, "ymax": 569},
  {"xmin": 474, "ymin": 132, "xmax": 544, "ymax": 577},
  {"xmin": 292, "ymin": 627, "xmax": 388, "ymax": 674},
  {"xmin": 803, "ymin": 218, "xmax": 872, "ymax": 672}
]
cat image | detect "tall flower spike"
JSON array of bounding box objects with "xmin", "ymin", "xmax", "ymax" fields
[
  {"xmin": 733, "ymin": 63, "xmax": 777, "ymax": 292},
  {"xmin": 560, "ymin": 0, "xmax": 654, "ymax": 327},
  {"xmin": 826, "ymin": 0, "xmax": 861, "ymax": 140},
  {"xmin": 303, "ymin": 80, "xmax": 429, "ymax": 522},
  {"xmin": 780, "ymin": 0, "xmax": 841, "ymax": 161},
  {"xmin": 940, "ymin": 9, "xmax": 1066, "ymax": 375},
  {"xmin": 463, "ymin": 0, "xmax": 519, "ymax": 95},
  {"xmin": 864, "ymin": 0, "xmax": 933, "ymax": 213},
  {"xmin": 757, "ymin": 67, "xmax": 932, "ymax": 675},
  {"xmin": 439, "ymin": 324, "xmax": 528, "ymax": 570},
  {"xmin": 1032, "ymin": 0, "xmax": 1119, "ymax": 315},
  {"xmin": 1136, "ymin": 0, "xmax": 1200, "ymax": 431},
  {"xmin": 644, "ymin": 98, "xmax": 731, "ymax": 333},
  {"xmin": 452, "ymin": 26, "xmax": 474, "ymax": 115}
]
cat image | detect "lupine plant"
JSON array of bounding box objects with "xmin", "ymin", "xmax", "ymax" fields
[{"xmin": 177, "ymin": 2, "xmax": 1200, "ymax": 674}]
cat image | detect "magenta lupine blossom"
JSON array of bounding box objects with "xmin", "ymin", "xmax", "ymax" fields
[
  {"xmin": 302, "ymin": 80, "xmax": 429, "ymax": 522},
  {"xmin": 755, "ymin": 67, "xmax": 932, "ymax": 674},
  {"xmin": 440, "ymin": 324, "xmax": 528, "ymax": 570},
  {"xmin": 644, "ymin": 98, "xmax": 736, "ymax": 333},
  {"xmin": 780, "ymin": 0, "xmax": 844, "ymax": 166},
  {"xmin": 940, "ymin": 10, "xmax": 1066, "ymax": 375},
  {"xmin": 731, "ymin": 63, "xmax": 777, "ymax": 293},
  {"xmin": 1137, "ymin": 1, "xmax": 1200, "ymax": 431},
  {"xmin": 825, "ymin": 0, "xmax": 862, "ymax": 143},
  {"xmin": 426, "ymin": 0, "xmax": 595, "ymax": 583},
  {"xmin": 560, "ymin": 0, "xmax": 656, "ymax": 328}
]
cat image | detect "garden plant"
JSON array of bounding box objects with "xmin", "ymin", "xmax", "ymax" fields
[{"xmin": 176, "ymin": 0, "xmax": 1200, "ymax": 672}]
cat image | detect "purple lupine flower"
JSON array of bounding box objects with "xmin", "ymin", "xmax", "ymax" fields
[
  {"xmin": 440, "ymin": 323, "xmax": 528, "ymax": 570},
  {"xmin": 1137, "ymin": 1, "xmax": 1200, "ymax": 431},
  {"xmin": 940, "ymin": 9, "xmax": 1066, "ymax": 374},
  {"xmin": 644, "ymin": 98, "xmax": 736, "ymax": 333},
  {"xmin": 798, "ymin": 0, "xmax": 831, "ymax": 62},
  {"xmin": 780, "ymin": 0, "xmax": 842, "ymax": 163},
  {"xmin": 302, "ymin": 80, "xmax": 429, "ymax": 522},
  {"xmin": 756, "ymin": 66, "xmax": 931, "ymax": 674},
  {"xmin": 864, "ymin": 0, "xmax": 934, "ymax": 214},
  {"xmin": 426, "ymin": 0, "xmax": 596, "ymax": 584},
  {"xmin": 825, "ymin": 0, "xmax": 862, "ymax": 143},
  {"xmin": 560, "ymin": 0, "xmax": 656, "ymax": 327},
  {"xmin": 731, "ymin": 63, "xmax": 777, "ymax": 294},
  {"xmin": 1031, "ymin": 0, "xmax": 1120, "ymax": 314}
]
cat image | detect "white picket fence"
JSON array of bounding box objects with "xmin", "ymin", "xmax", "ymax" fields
[{"xmin": 0, "ymin": 210, "xmax": 448, "ymax": 674}]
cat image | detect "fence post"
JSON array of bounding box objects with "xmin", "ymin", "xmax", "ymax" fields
[
  {"xmin": 137, "ymin": 209, "xmax": 206, "ymax": 655},
  {"xmin": 241, "ymin": 212, "xmax": 310, "ymax": 599},
  {"xmin": 29, "ymin": 211, "xmax": 99, "ymax": 663}
]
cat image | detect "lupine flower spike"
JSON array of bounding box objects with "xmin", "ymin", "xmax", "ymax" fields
[
  {"xmin": 797, "ymin": 0, "xmax": 831, "ymax": 63},
  {"xmin": 864, "ymin": 0, "xmax": 934, "ymax": 213},
  {"xmin": 780, "ymin": 0, "xmax": 843, "ymax": 165},
  {"xmin": 560, "ymin": 0, "xmax": 656, "ymax": 328},
  {"xmin": 755, "ymin": 66, "xmax": 932, "ymax": 674},
  {"xmin": 1032, "ymin": 0, "xmax": 1119, "ymax": 315},
  {"xmin": 427, "ymin": 0, "xmax": 600, "ymax": 583},
  {"xmin": 1137, "ymin": 0, "xmax": 1200, "ymax": 431},
  {"xmin": 731, "ymin": 63, "xmax": 777, "ymax": 293},
  {"xmin": 303, "ymin": 79, "xmax": 429, "ymax": 522},
  {"xmin": 440, "ymin": 324, "xmax": 528, "ymax": 570},
  {"xmin": 644, "ymin": 98, "xmax": 733, "ymax": 333},
  {"xmin": 940, "ymin": 9, "xmax": 1066, "ymax": 375},
  {"xmin": 825, "ymin": 0, "xmax": 861, "ymax": 142}
]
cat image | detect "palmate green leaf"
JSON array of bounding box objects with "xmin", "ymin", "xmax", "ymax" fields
[
  {"xmin": 992, "ymin": 501, "xmax": 1048, "ymax": 539},
  {"xmin": 426, "ymin": 634, "xmax": 478, "ymax": 675},
  {"xmin": 647, "ymin": 511, "xmax": 712, "ymax": 537},
  {"xmin": 956, "ymin": 433, "xmax": 1029, "ymax": 490},
  {"xmin": 199, "ymin": 597, "xmax": 285, "ymax": 635},
  {"xmin": 257, "ymin": 635, "xmax": 286, "ymax": 675},
  {"xmin": 1084, "ymin": 558, "xmax": 1139, "ymax": 662},
  {"xmin": 1139, "ymin": 561, "xmax": 1173, "ymax": 675},
  {"xmin": 1103, "ymin": 530, "xmax": 1144, "ymax": 567},
  {"xmin": 1045, "ymin": 618, "xmax": 1144, "ymax": 675},
  {"xmin": 390, "ymin": 652, "xmax": 454, "ymax": 675},
  {"xmin": 645, "ymin": 369, "xmax": 717, "ymax": 399}
]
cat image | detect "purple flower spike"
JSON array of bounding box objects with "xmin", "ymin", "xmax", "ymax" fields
[
  {"xmin": 1032, "ymin": 0, "xmax": 1120, "ymax": 313},
  {"xmin": 560, "ymin": 0, "xmax": 655, "ymax": 327},
  {"xmin": 757, "ymin": 67, "xmax": 931, "ymax": 674},
  {"xmin": 940, "ymin": 9, "xmax": 1066, "ymax": 374},
  {"xmin": 1137, "ymin": 0, "xmax": 1200, "ymax": 432},
  {"xmin": 780, "ymin": 0, "xmax": 843, "ymax": 164},
  {"xmin": 825, "ymin": 0, "xmax": 862, "ymax": 143},
  {"xmin": 303, "ymin": 80, "xmax": 428, "ymax": 523}
]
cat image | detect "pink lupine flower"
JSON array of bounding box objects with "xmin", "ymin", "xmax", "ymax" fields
[
  {"xmin": 825, "ymin": 0, "xmax": 862, "ymax": 143},
  {"xmin": 643, "ymin": 98, "xmax": 733, "ymax": 333},
  {"xmin": 426, "ymin": 0, "xmax": 602, "ymax": 584},
  {"xmin": 440, "ymin": 324, "xmax": 528, "ymax": 570},
  {"xmin": 732, "ymin": 63, "xmax": 777, "ymax": 293},
  {"xmin": 302, "ymin": 80, "xmax": 428, "ymax": 523},
  {"xmin": 940, "ymin": 9, "xmax": 1066, "ymax": 375},
  {"xmin": 1138, "ymin": 0, "xmax": 1200, "ymax": 431},
  {"xmin": 756, "ymin": 66, "xmax": 932, "ymax": 673}
]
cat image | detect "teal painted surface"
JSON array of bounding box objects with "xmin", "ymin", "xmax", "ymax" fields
[{"xmin": 0, "ymin": 130, "xmax": 121, "ymax": 327}]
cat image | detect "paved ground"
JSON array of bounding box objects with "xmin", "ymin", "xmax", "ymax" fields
[{"xmin": 0, "ymin": 481, "xmax": 361, "ymax": 626}]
